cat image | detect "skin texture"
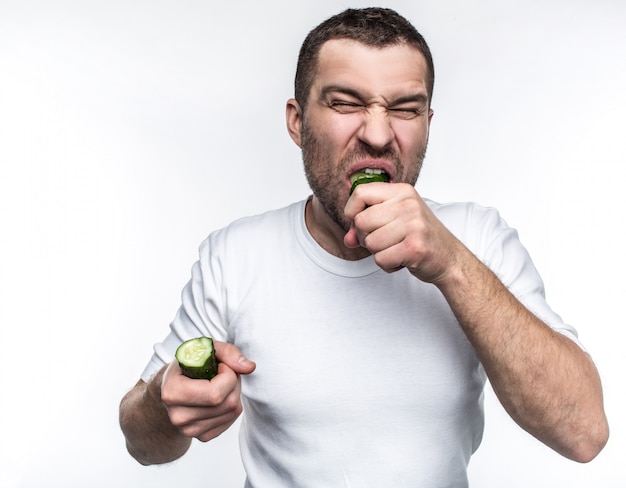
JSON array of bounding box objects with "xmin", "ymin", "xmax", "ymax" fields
[
  {"xmin": 119, "ymin": 342, "xmax": 256, "ymax": 465},
  {"xmin": 119, "ymin": 38, "xmax": 608, "ymax": 466},
  {"xmin": 293, "ymin": 41, "xmax": 432, "ymax": 235},
  {"xmin": 286, "ymin": 39, "xmax": 608, "ymax": 462}
]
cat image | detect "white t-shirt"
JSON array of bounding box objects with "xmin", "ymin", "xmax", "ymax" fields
[{"xmin": 142, "ymin": 198, "xmax": 580, "ymax": 487}]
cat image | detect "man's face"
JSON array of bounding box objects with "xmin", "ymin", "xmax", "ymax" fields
[{"xmin": 295, "ymin": 39, "xmax": 434, "ymax": 231}]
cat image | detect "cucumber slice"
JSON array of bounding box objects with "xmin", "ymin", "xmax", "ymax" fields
[
  {"xmin": 175, "ymin": 337, "xmax": 218, "ymax": 380},
  {"xmin": 349, "ymin": 169, "xmax": 390, "ymax": 195}
]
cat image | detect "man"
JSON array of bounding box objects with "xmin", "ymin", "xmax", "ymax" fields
[{"xmin": 119, "ymin": 7, "xmax": 608, "ymax": 486}]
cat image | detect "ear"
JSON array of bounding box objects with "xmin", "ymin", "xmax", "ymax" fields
[{"xmin": 286, "ymin": 98, "xmax": 303, "ymax": 147}]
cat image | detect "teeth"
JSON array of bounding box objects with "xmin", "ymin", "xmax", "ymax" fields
[{"xmin": 350, "ymin": 168, "xmax": 388, "ymax": 185}]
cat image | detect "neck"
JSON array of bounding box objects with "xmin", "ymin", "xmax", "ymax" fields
[{"xmin": 304, "ymin": 197, "xmax": 371, "ymax": 261}]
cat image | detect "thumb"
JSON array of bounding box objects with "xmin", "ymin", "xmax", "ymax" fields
[
  {"xmin": 214, "ymin": 340, "xmax": 256, "ymax": 375},
  {"xmin": 343, "ymin": 223, "xmax": 361, "ymax": 249}
]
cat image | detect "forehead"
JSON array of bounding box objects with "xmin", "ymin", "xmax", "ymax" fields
[{"xmin": 313, "ymin": 38, "xmax": 429, "ymax": 99}]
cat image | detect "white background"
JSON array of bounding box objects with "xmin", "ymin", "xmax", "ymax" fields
[{"xmin": 1, "ymin": 0, "xmax": 624, "ymax": 486}]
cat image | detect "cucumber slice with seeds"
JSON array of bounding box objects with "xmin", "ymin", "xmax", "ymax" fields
[
  {"xmin": 349, "ymin": 169, "xmax": 390, "ymax": 195},
  {"xmin": 176, "ymin": 337, "xmax": 218, "ymax": 380}
]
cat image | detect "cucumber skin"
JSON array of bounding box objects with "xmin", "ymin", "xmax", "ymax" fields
[
  {"xmin": 179, "ymin": 359, "xmax": 218, "ymax": 380},
  {"xmin": 176, "ymin": 337, "xmax": 218, "ymax": 380},
  {"xmin": 349, "ymin": 174, "xmax": 390, "ymax": 195}
]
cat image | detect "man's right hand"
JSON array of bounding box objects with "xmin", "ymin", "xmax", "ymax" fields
[{"xmin": 161, "ymin": 341, "xmax": 256, "ymax": 442}]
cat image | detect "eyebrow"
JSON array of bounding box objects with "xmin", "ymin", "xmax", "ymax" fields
[
  {"xmin": 319, "ymin": 85, "xmax": 429, "ymax": 106},
  {"xmin": 391, "ymin": 93, "xmax": 429, "ymax": 106},
  {"xmin": 319, "ymin": 85, "xmax": 364, "ymax": 102}
]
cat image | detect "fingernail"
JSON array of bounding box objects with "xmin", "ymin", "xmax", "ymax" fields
[{"xmin": 238, "ymin": 356, "xmax": 253, "ymax": 366}]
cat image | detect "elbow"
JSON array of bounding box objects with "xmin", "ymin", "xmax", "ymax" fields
[
  {"xmin": 119, "ymin": 402, "xmax": 154, "ymax": 466},
  {"xmin": 565, "ymin": 416, "xmax": 610, "ymax": 463},
  {"xmin": 120, "ymin": 416, "xmax": 189, "ymax": 466},
  {"xmin": 577, "ymin": 426, "xmax": 610, "ymax": 464},
  {"xmin": 119, "ymin": 383, "xmax": 192, "ymax": 466},
  {"xmin": 559, "ymin": 353, "xmax": 610, "ymax": 463},
  {"xmin": 124, "ymin": 441, "xmax": 157, "ymax": 467}
]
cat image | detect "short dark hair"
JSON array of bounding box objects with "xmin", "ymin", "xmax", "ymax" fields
[{"xmin": 294, "ymin": 7, "xmax": 435, "ymax": 110}]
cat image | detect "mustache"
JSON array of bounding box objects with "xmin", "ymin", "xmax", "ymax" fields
[{"xmin": 344, "ymin": 141, "xmax": 401, "ymax": 162}]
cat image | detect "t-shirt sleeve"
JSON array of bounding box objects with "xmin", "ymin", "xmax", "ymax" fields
[
  {"xmin": 140, "ymin": 232, "xmax": 229, "ymax": 381},
  {"xmin": 432, "ymin": 201, "xmax": 584, "ymax": 350},
  {"xmin": 468, "ymin": 204, "xmax": 584, "ymax": 349}
]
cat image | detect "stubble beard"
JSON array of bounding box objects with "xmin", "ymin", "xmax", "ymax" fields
[{"xmin": 300, "ymin": 122, "xmax": 428, "ymax": 232}]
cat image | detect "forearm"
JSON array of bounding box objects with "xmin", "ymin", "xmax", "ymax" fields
[
  {"xmin": 436, "ymin": 245, "xmax": 608, "ymax": 462},
  {"xmin": 119, "ymin": 369, "xmax": 192, "ymax": 465}
]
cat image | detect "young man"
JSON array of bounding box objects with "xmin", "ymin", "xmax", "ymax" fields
[{"xmin": 120, "ymin": 8, "xmax": 608, "ymax": 486}]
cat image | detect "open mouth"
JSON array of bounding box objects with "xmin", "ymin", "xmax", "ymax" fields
[{"xmin": 349, "ymin": 168, "xmax": 390, "ymax": 195}]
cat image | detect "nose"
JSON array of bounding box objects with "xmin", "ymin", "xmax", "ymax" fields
[{"xmin": 358, "ymin": 107, "xmax": 395, "ymax": 150}]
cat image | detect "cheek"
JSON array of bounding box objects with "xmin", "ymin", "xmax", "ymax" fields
[
  {"xmin": 393, "ymin": 123, "xmax": 428, "ymax": 153},
  {"xmin": 322, "ymin": 116, "xmax": 362, "ymax": 148}
]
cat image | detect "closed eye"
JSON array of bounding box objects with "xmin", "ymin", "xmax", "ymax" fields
[
  {"xmin": 329, "ymin": 100, "xmax": 365, "ymax": 114},
  {"xmin": 388, "ymin": 107, "xmax": 425, "ymax": 120}
]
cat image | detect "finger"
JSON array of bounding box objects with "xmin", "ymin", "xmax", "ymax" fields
[
  {"xmin": 162, "ymin": 361, "xmax": 240, "ymax": 408},
  {"xmin": 348, "ymin": 199, "xmax": 404, "ymax": 251},
  {"xmin": 361, "ymin": 217, "xmax": 411, "ymax": 254},
  {"xmin": 371, "ymin": 242, "xmax": 412, "ymax": 273},
  {"xmin": 168, "ymin": 381, "xmax": 243, "ymax": 429},
  {"xmin": 345, "ymin": 194, "xmax": 391, "ymax": 250},
  {"xmin": 344, "ymin": 182, "xmax": 388, "ymax": 220},
  {"xmin": 180, "ymin": 409, "xmax": 242, "ymax": 442},
  {"xmin": 214, "ymin": 341, "xmax": 256, "ymax": 375}
]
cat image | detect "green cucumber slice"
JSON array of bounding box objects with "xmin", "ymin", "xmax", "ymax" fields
[
  {"xmin": 175, "ymin": 337, "xmax": 218, "ymax": 380},
  {"xmin": 349, "ymin": 170, "xmax": 390, "ymax": 195}
]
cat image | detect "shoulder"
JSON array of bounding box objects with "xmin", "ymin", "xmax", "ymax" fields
[
  {"xmin": 199, "ymin": 200, "xmax": 305, "ymax": 258},
  {"xmin": 425, "ymin": 199, "xmax": 509, "ymax": 239},
  {"xmin": 425, "ymin": 198, "xmax": 526, "ymax": 269}
]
